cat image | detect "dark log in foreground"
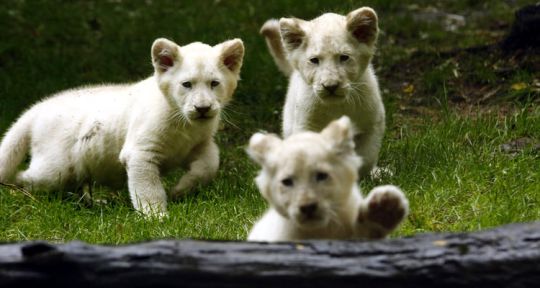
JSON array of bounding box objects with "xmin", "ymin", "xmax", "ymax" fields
[{"xmin": 1, "ymin": 222, "xmax": 540, "ymax": 288}]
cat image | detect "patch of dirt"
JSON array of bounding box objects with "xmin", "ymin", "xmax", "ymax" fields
[
  {"xmin": 382, "ymin": 46, "xmax": 539, "ymax": 107},
  {"xmin": 380, "ymin": 4, "xmax": 540, "ymax": 116}
]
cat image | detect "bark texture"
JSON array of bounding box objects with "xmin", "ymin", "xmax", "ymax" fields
[{"xmin": 1, "ymin": 222, "xmax": 539, "ymax": 288}]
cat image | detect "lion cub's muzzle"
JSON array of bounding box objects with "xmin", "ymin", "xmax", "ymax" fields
[
  {"xmin": 323, "ymin": 84, "xmax": 339, "ymax": 95},
  {"xmin": 316, "ymin": 82, "xmax": 347, "ymax": 100},
  {"xmin": 190, "ymin": 105, "xmax": 218, "ymax": 120},
  {"xmin": 293, "ymin": 202, "xmax": 328, "ymax": 227}
]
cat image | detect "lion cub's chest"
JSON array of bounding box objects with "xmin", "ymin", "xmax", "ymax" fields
[
  {"xmin": 295, "ymin": 220, "xmax": 355, "ymax": 239},
  {"xmin": 157, "ymin": 122, "xmax": 214, "ymax": 173},
  {"xmin": 304, "ymin": 99, "xmax": 373, "ymax": 133}
]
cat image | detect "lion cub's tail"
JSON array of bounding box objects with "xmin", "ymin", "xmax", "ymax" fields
[
  {"xmin": 0, "ymin": 112, "xmax": 32, "ymax": 183},
  {"xmin": 260, "ymin": 19, "xmax": 293, "ymax": 77}
]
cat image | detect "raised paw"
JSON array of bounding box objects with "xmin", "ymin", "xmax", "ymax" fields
[{"xmin": 358, "ymin": 185, "xmax": 409, "ymax": 239}]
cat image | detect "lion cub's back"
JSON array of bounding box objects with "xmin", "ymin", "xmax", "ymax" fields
[{"xmin": 24, "ymin": 82, "xmax": 142, "ymax": 185}]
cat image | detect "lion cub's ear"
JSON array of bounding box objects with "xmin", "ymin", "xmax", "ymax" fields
[
  {"xmin": 247, "ymin": 133, "xmax": 282, "ymax": 165},
  {"xmin": 151, "ymin": 38, "xmax": 182, "ymax": 74},
  {"xmin": 321, "ymin": 116, "xmax": 356, "ymax": 153},
  {"xmin": 219, "ymin": 39, "xmax": 245, "ymax": 74},
  {"xmin": 279, "ymin": 18, "xmax": 306, "ymax": 51},
  {"xmin": 346, "ymin": 7, "xmax": 379, "ymax": 46}
]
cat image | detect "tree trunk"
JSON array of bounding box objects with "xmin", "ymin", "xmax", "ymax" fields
[{"xmin": 1, "ymin": 222, "xmax": 539, "ymax": 288}]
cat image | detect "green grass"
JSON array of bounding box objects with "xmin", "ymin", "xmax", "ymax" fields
[
  {"xmin": 382, "ymin": 106, "xmax": 540, "ymax": 234},
  {"xmin": 0, "ymin": 0, "xmax": 538, "ymax": 243}
]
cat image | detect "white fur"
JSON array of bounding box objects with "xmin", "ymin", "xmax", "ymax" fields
[
  {"xmin": 247, "ymin": 116, "xmax": 408, "ymax": 241},
  {"xmin": 0, "ymin": 38, "xmax": 244, "ymax": 217},
  {"xmin": 261, "ymin": 7, "xmax": 385, "ymax": 177}
]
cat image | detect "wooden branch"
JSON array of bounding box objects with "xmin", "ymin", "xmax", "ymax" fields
[{"xmin": 1, "ymin": 222, "xmax": 539, "ymax": 288}]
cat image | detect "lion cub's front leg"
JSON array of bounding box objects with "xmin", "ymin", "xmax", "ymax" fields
[
  {"xmin": 171, "ymin": 140, "xmax": 219, "ymax": 199},
  {"xmin": 123, "ymin": 151, "xmax": 168, "ymax": 218},
  {"xmin": 356, "ymin": 185, "xmax": 409, "ymax": 239}
]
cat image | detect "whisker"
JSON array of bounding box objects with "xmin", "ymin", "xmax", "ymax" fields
[
  {"xmin": 223, "ymin": 103, "xmax": 244, "ymax": 115},
  {"xmin": 170, "ymin": 110, "xmax": 189, "ymax": 128},
  {"xmin": 221, "ymin": 109, "xmax": 239, "ymax": 129},
  {"xmin": 326, "ymin": 205, "xmax": 344, "ymax": 229},
  {"xmin": 345, "ymin": 94, "xmax": 353, "ymax": 106}
]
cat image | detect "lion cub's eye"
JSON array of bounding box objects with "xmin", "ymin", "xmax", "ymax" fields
[
  {"xmin": 315, "ymin": 172, "xmax": 329, "ymax": 182},
  {"xmin": 309, "ymin": 57, "xmax": 320, "ymax": 65},
  {"xmin": 281, "ymin": 177, "xmax": 294, "ymax": 187},
  {"xmin": 210, "ymin": 80, "xmax": 220, "ymax": 88},
  {"xmin": 339, "ymin": 55, "xmax": 350, "ymax": 62},
  {"xmin": 182, "ymin": 81, "xmax": 192, "ymax": 88}
]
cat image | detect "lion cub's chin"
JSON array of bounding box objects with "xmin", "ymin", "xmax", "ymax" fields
[
  {"xmin": 317, "ymin": 93, "xmax": 347, "ymax": 104},
  {"xmin": 293, "ymin": 216, "xmax": 330, "ymax": 230},
  {"xmin": 191, "ymin": 115, "xmax": 216, "ymax": 122},
  {"xmin": 312, "ymin": 86, "xmax": 348, "ymax": 99}
]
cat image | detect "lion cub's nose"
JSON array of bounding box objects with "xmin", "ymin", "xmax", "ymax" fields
[
  {"xmin": 195, "ymin": 106, "xmax": 211, "ymax": 115},
  {"xmin": 300, "ymin": 202, "xmax": 318, "ymax": 217},
  {"xmin": 323, "ymin": 84, "xmax": 339, "ymax": 94}
]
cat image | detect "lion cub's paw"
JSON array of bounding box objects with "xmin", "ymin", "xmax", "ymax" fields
[{"xmin": 358, "ymin": 185, "xmax": 408, "ymax": 238}]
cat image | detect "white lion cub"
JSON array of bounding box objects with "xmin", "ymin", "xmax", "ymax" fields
[
  {"xmin": 261, "ymin": 7, "xmax": 385, "ymax": 177},
  {"xmin": 247, "ymin": 116, "xmax": 408, "ymax": 241},
  {"xmin": 0, "ymin": 38, "xmax": 244, "ymax": 217}
]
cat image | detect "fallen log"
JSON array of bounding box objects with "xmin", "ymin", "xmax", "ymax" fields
[{"xmin": 0, "ymin": 222, "xmax": 539, "ymax": 288}]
